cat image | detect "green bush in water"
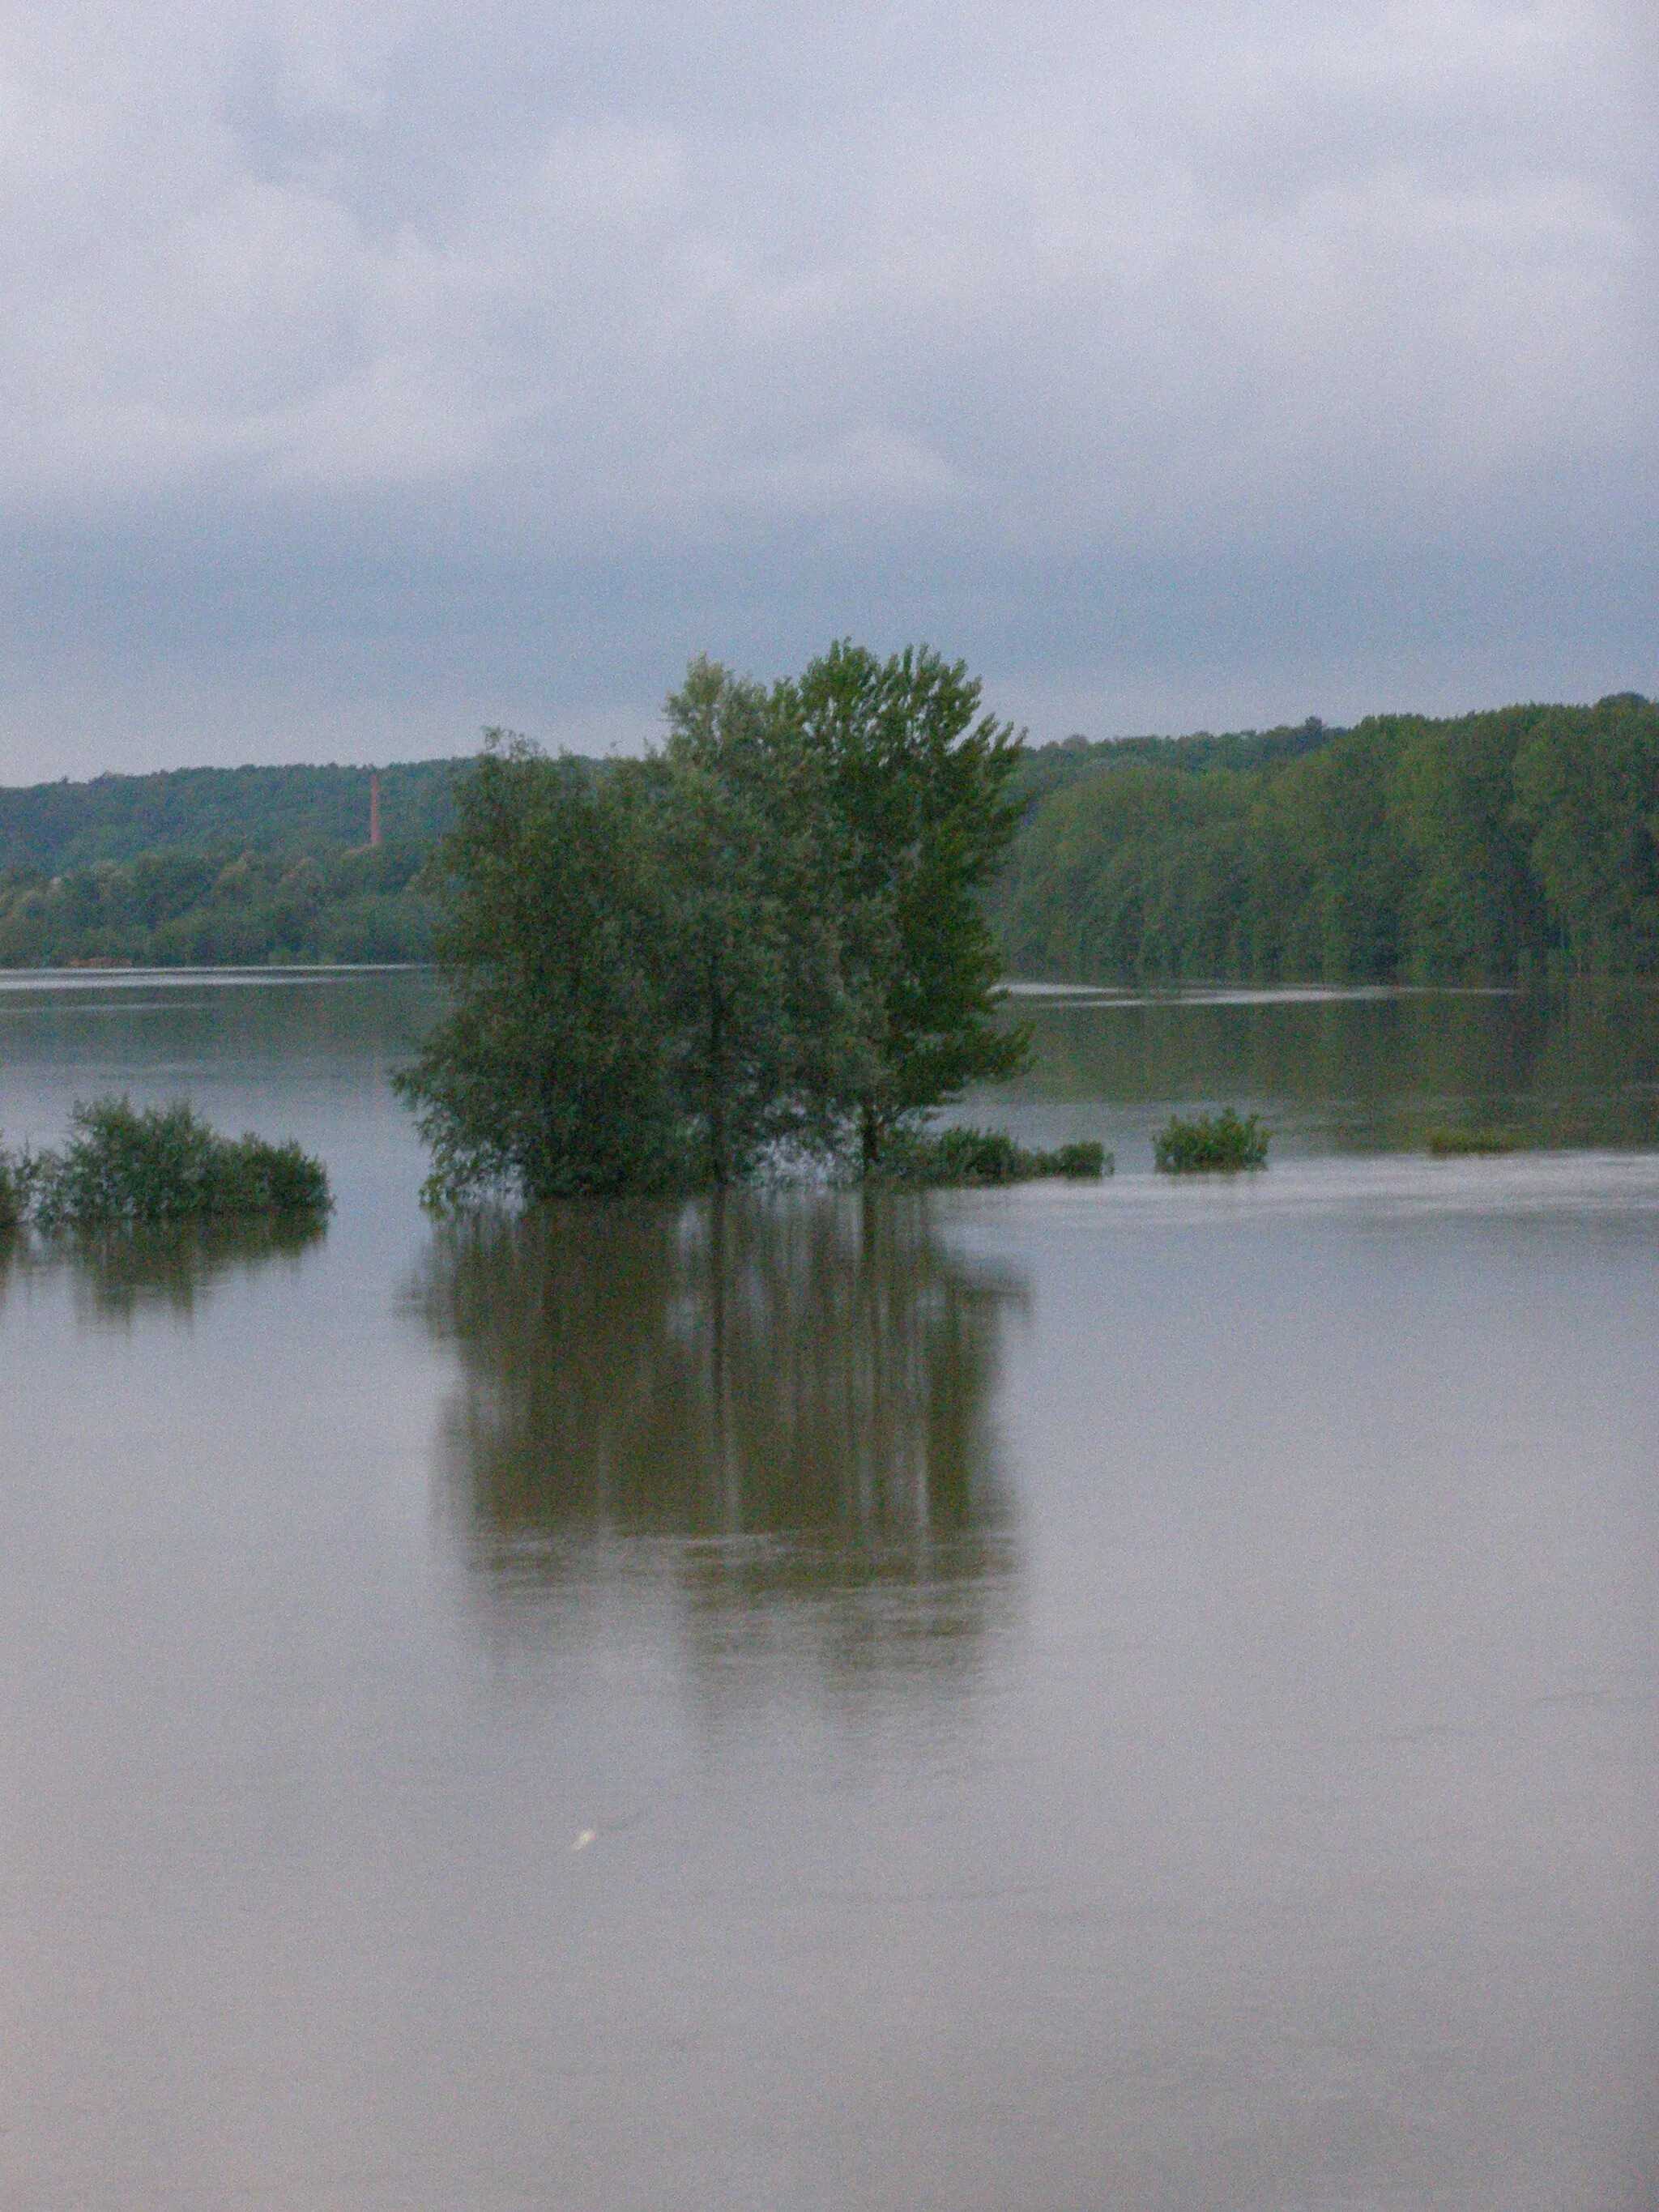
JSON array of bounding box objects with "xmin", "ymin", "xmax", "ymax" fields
[
  {"xmin": 1154, "ymin": 1107, "xmax": 1270, "ymax": 1174},
  {"xmin": 28, "ymin": 1097, "xmax": 331, "ymax": 1231},
  {"xmin": 1426, "ymin": 1126, "xmax": 1523, "ymax": 1156},
  {"xmin": 887, "ymin": 1126, "xmax": 1111, "ymax": 1187}
]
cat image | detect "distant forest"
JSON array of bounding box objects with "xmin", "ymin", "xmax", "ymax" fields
[
  {"xmin": 993, "ymin": 694, "xmax": 1659, "ymax": 983},
  {"xmin": 0, "ymin": 758, "xmax": 468, "ymax": 966},
  {"xmin": 2, "ymin": 694, "xmax": 1657, "ymax": 978}
]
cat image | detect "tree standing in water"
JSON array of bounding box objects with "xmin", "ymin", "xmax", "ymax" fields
[
  {"xmin": 787, "ymin": 641, "xmax": 1030, "ymax": 1167},
  {"xmin": 397, "ymin": 642, "xmax": 1030, "ymax": 1205},
  {"xmin": 393, "ymin": 739, "xmax": 681, "ymax": 1205}
]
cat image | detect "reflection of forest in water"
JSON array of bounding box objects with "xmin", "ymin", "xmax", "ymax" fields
[
  {"xmin": 408, "ymin": 1192, "xmax": 1026, "ymax": 1686},
  {"xmin": 0, "ymin": 1214, "xmax": 326, "ymax": 1323},
  {"xmin": 1009, "ymin": 982, "xmax": 1659, "ymax": 1149}
]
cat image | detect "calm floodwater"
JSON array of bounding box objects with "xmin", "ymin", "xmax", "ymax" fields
[{"xmin": 2, "ymin": 971, "xmax": 1656, "ymax": 2212}]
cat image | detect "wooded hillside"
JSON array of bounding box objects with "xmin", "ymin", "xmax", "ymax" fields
[
  {"xmin": 0, "ymin": 757, "xmax": 466, "ymax": 875},
  {"xmin": 992, "ymin": 695, "xmax": 1659, "ymax": 983},
  {"xmin": 0, "ymin": 758, "xmax": 474, "ymax": 965},
  {"xmin": 4, "ymin": 696, "xmax": 1657, "ymax": 980}
]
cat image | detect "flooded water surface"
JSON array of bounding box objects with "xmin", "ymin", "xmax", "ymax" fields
[{"xmin": 2, "ymin": 975, "xmax": 1655, "ymax": 2210}]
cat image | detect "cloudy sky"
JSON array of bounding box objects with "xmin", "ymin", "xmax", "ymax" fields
[{"xmin": 1, "ymin": 0, "xmax": 1653, "ymax": 778}]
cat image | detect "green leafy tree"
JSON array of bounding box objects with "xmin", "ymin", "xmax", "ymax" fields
[
  {"xmin": 394, "ymin": 737, "xmax": 683, "ymax": 1205},
  {"xmin": 399, "ymin": 646, "xmax": 1032, "ymax": 1205},
  {"xmin": 986, "ymin": 698, "xmax": 1659, "ymax": 989},
  {"xmin": 993, "ymin": 765, "xmax": 1253, "ymax": 983},
  {"xmin": 658, "ymin": 658, "xmax": 879, "ymax": 1183},
  {"xmin": 1388, "ymin": 711, "xmax": 1545, "ymax": 981},
  {"xmin": 1513, "ymin": 695, "xmax": 1659, "ymax": 974},
  {"xmin": 787, "ymin": 641, "xmax": 1030, "ymax": 1163}
]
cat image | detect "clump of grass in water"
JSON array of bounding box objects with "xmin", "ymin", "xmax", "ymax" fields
[
  {"xmin": 885, "ymin": 1126, "xmax": 1111, "ymax": 1187},
  {"xmin": 1154, "ymin": 1107, "xmax": 1269, "ymax": 1174},
  {"xmin": 1426, "ymin": 1126, "xmax": 1523, "ymax": 1157},
  {"xmin": 19, "ymin": 1097, "xmax": 331, "ymax": 1231}
]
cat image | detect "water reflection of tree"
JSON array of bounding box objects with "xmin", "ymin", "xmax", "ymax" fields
[
  {"xmin": 0, "ymin": 1214, "xmax": 326, "ymax": 1323},
  {"xmin": 408, "ymin": 1191, "xmax": 1026, "ymax": 1684}
]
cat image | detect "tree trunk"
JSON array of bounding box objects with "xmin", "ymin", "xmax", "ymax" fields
[
  {"xmin": 707, "ymin": 948, "xmax": 728, "ymax": 1187},
  {"xmin": 860, "ymin": 1100, "xmax": 881, "ymax": 1174}
]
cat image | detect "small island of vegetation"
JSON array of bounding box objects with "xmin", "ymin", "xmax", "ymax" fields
[
  {"xmin": 1425, "ymin": 1126, "xmax": 1524, "ymax": 1157},
  {"xmin": 1, "ymin": 1097, "xmax": 332, "ymax": 1237},
  {"xmin": 1154, "ymin": 1108, "xmax": 1271, "ymax": 1174},
  {"xmin": 885, "ymin": 1129, "xmax": 1111, "ymax": 1186},
  {"xmin": 397, "ymin": 642, "xmax": 1051, "ymax": 1205}
]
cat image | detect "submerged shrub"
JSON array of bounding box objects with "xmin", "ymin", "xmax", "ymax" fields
[
  {"xmin": 886, "ymin": 1125, "xmax": 1111, "ymax": 1187},
  {"xmin": 1153, "ymin": 1107, "xmax": 1270, "ymax": 1174},
  {"xmin": 1426, "ymin": 1126, "xmax": 1523, "ymax": 1157},
  {"xmin": 28, "ymin": 1098, "xmax": 331, "ymax": 1231}
]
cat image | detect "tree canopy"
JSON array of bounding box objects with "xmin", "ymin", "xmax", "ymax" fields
[
  {"xmin": 788, "ymin": 641, "xmax": 1030, "ymax": 1158},
  {"xmin": 395, "ymin": 643, "xmax": 1030, "ymax": 1206},
  {"xmin": 0, "ymin": 757, "xmax": 467, "ymax": 875},
  {"xmin": 0, "ymin": 838, "xmax": 436, "ymax": 967},
  {"xmin": 992, "ymin": 695, "xmax": 1659, "ymax": 986},
  {"xmin": 9, "ymin": 693, "xmax": 1659, "ymax": 990}
]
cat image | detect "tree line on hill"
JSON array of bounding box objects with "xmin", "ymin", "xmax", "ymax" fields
[
  {"xmin": 992, "ymin": 694, "xmax": 1659, "ymax": 983},
  {"xmin": 0, "ymin": 839, "xmax": 437, "ymax": 966},
  {"xmin": 0, "ymin": 757, "xmax": 465, "ymax": 874},
  {"xmin": 0, "ymin": 757, "xmax": 479, "ymax": 965},
  {"xmin": 2, "ymin": 686, "xmax": 1657, "ymax": 986}
]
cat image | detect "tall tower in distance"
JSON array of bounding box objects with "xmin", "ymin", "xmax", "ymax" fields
[{"xmin": 369, "ymin": 771, "xmax": 382, "ymax": 847}]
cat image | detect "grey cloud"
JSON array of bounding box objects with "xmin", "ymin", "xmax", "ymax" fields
[{"xmin": 0, "ymin": 0, "xmax": 1653, "ymax": 776}]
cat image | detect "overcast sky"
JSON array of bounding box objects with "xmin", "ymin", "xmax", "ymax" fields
[{"xmin": 1, "ymin": 0, "xmax": 1653, "ymax": 779}]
